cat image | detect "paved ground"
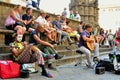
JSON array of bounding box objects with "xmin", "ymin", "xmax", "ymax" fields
[{"xmin": 2, "ymin": 55, "xmax": 120, "ymax": 80}]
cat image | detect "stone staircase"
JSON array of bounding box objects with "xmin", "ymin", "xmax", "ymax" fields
[
  {"xmin": 0, "ymin": 1, "xmax": 112, "ymax": 66},
  {"xmin": 53, "ymin": 45, "xmax": 112, "ymax": 66},
  {"xmin": 0, "ymin": 44, "xmax": 112, "ymax": 66}
]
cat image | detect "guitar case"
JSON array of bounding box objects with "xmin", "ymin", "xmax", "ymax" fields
[
  {"xmin": 115, "ymin": 69, "xmax": 120, "ymax": 74},
  {"xmin": 96, "ymin": 59, "xmax": 114, "ymax": 71}
]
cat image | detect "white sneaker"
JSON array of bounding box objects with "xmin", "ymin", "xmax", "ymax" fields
[{"xmin": 86, "ymin": 64, "xmax": 94, "ymax": 69}]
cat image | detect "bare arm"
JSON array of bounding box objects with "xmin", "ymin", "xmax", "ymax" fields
[
  {"xmin": 44, "ymin": 28, "xmax": 51, "ymax": 33},
  {"xmin": 26, "ymin": 16, "xmax": 35, "ymax": 25},
  {"xmin": 10, "ymin": 9, "xmax": 23, "ymax": 22},
  {"xmin": 33, "ymin": 34, "xmax": 54, "ymax": 48},
  {"xmin": 11, "ymin": 48, "xmax": 25, "ymax": 57},
  {"xmin": 26, "ymin": 19, "xmax": 33, "ymax": 25},
  {"xmin": 82, "ymin": 35, "xmax": 94, "ymax": 42}
]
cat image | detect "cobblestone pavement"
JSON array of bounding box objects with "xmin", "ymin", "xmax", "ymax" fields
[{"xmin": 2, "ymin": 55, "xmax": 120, "ymax": 80}]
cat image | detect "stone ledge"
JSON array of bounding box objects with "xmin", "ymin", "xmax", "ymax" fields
[
  {"xmin": 0, "ymin": 28, "xmax": 30, "ymax": 45},
  {"xmin": 0, "ymin": 28, "xmax": 29, "ymax": 34},
  {"xmin": 52, "ymin": 51, "xmax": 112, "ymax": 66},
  {"xmin": 0, "ymin": 53, "xmax": 12, "ymax": 60}
]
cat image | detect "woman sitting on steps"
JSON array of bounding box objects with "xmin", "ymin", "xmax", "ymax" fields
[{"xmin": 5, "ymin": 5, "xmax": 26, "ymax": 35}]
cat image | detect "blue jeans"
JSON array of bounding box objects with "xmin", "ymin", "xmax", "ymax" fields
[{"xmin": 57, "ymin": 30, "xmax": 72, "ymax": 42}]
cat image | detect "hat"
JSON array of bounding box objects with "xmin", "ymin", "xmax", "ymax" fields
[{"xmin": 40, "ymin": 10, "xmax": 46, "ymax": 14}]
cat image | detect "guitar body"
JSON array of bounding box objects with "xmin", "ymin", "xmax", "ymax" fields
[{"xmin": 86, "ymin": 35, "xmax": 95, "ymax": 51}]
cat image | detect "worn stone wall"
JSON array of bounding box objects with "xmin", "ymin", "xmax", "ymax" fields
[
  {"xmin": 0, "ymin": 1, "xmax": 79, "ymax": 30},
  {"xmin": 69, "ymin": 0, "xmax": 99, "ymax": 28}
]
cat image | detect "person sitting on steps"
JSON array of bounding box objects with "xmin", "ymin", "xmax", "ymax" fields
[
  {"xmin": 9, "ymin": 33, "xmax": 53, "ymax": 78},
  {"xmin": 5, "ymin": 5, "xmax": 26, "ymax": 35},
  {"xmin": 29, "ymin": 23, "xmax": 64, "ymax": 70},
  {"xmin": 35, "ymin": 10, "xmax": 56, "ymax": 44},
  {"xmin": 22, "ymin": 8, "xmax": 35, "ymax": 32},
  {"xmin": 52, "ymin": 15, "xmax": 74, "ymax": 45}
]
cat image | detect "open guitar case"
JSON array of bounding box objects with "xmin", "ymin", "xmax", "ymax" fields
[{"xmin": 109, "ymin": 53, "xmax": 120, "ymax": 74}]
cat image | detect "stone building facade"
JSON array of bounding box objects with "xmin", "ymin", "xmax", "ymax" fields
[
  {"xmin": 99, "ymin": 4, "xmax": 120, "ymax": 33},
  {"xmin": 69, "ymin": 0, "xmax": 99, "ymax": 28}
]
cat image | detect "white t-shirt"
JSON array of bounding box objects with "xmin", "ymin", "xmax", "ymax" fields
[
  {"xmin": 35, "ymin": 16, "xmax": 47, "ymax": 25},
  {"xmin": 61, "ymin": 22, "xmax": 68, "ymax": 29},
  {"xmin": 108, "ymin": 32, "xmax": 114, "ymax": 40},
  {"xmin": 46, "ymin": 21, "xmax": 51, "ymax": 27},
  {"xmin": 62, "ymin": 10, "xmax": 67, "ymax": 17},
  {"xmin": 74, "ymin": 14, "xmax": 81, "ymax": 21}
]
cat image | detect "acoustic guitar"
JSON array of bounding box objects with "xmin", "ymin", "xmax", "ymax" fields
[{"xmin": 86, "ymin": 35, "xmax": 95, "ymax": 51}]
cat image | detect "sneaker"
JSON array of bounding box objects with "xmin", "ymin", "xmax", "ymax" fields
[
  {"xmin": 55, "ymin": 54, "xmax": 64, "ymax": 60},
  {"xmin": 69, "ymin": 41, "xmax": 75, "ymax": 45},
  {"xmin": 66, "ymin": 46, "xmax": 71, "ymax": 50},
  {"xmin": 48, "ymin": 64, "xmax": 57, "ymax": 71},
  {"xmin": 93, "ymin": 57, "xmax": 99, "ymax": 62},
  {"xmin": 42, "ymin": 71, "xmax": 53, "ymax": 78},
  {"xmin": 46, "ymin": 54, "xmax": 54, "ymax": 59},
  {"xmin": 50, "ymin": 41, "xmax": 56, "ymax": 45},
  {"xmin": 56, "ymin": 41, "xmax": 61, "ymax": 45},
  {"xmin": 86, "ymin": 64, "xmax": 93, "ymax": 69}
]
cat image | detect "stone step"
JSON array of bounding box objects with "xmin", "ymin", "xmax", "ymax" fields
[
  {"xmin": 0, "ymin": 45, "xmax": 77, "ymax": 51},
  {"xmin": 55, "ymin": 45, "xmax": 109, "ymax": 51},
  {"xmin": 54, "ymin": 45, "xmax": 77, "ymax": 50},
  {"xmin": 100, "ymin": 45, "xmax": 109, "ymax": 48},
  {"xmin": 52, "ymin": 51, "xmax": 112, "ymax": 66},
  {"xmin": 57, "ymin": 48, "xmax": 112, "ymax": 57},
  {"xmin": 0, "ymin": 50, "xmax": 112, "ymax": 70},
  {"xmin": 0, "ymin": 53, "xmax": 12, "ymax": 60},
  {"xmin": 0, "ymin": 45, "xmax": 77, "ymax": 53},
  {"xmin": 0, "ymin": 45, "xmax": 111, "ymax": 53},
  {"xmin": 0, "ymin": 46, "xmax": 10, "ymax": 53},
  {"xmin": 0, "ymin": 47, "xmax": 112, "ymax": 60}
]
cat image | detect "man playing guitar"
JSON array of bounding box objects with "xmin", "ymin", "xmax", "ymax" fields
[{"xmin": 78, "ymin": 24, "xmax": 99, "ymax": 68}]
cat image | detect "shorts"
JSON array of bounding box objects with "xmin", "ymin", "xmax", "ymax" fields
[
  {"xmin": 6, "ymin": 21, "xmax": 25, "ymax": 30},
  {"xmin": 6, "ymin": 24, "xmax": 17, "ymax": 30}
]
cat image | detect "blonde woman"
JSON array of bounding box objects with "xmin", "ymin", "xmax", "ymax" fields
[{"xmin": 5, "ymin": 5, "xmax": 26, "ymax": 35}]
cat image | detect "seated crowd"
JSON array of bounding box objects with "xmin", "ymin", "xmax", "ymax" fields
[
  {"xmin": 4, "ymin": 5, "xmax": 77, "ymax": 78},
  {"xmin": 4, "ymin": 4, "xmax": 116, "ymax": 78}
]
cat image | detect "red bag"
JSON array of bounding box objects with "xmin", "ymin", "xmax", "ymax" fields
[{"xmin": 0, "ymin": 60, "xmax": 20, "ymax": 79}]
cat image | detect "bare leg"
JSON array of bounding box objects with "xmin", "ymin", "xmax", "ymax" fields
[
  {"xmin": 99, "ymin": 36, "xmax": 104, "ymax": 45},
  {"xmin": 46, "ymin": 33, "xmax": 54, "ymax": 41},
  {"xmin": 14, "ymin": 25, "xmax": 26, "ymax": 34},
  {"xmin": 51, "ymin": 31, "xmax": 57, "ymax": 42},
  {"xmin": 30, "ymin": 46, "xmax": 53, "ymax": 77},
  {"xmin": 28, "ymin": 28, "xmax": 35, "ymax": 33},
  {"xmin": 30, "ymin": 45, "xmax": 44, "ymax": 65}
]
